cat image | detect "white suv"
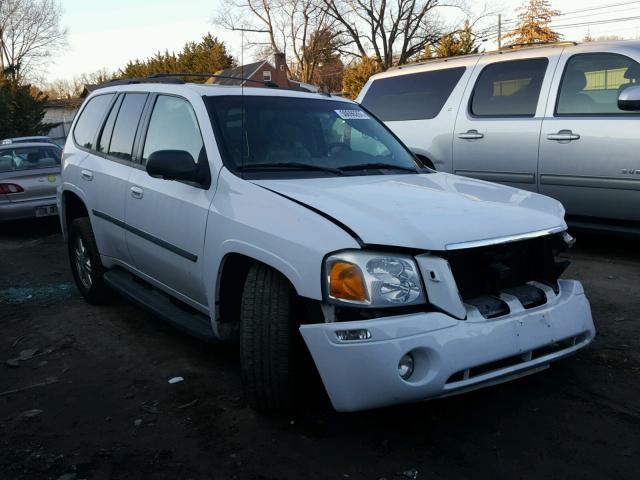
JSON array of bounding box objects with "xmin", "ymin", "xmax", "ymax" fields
[{"xmin": 58, "ymin": 78, "xmax": 595, "ymax": 412}]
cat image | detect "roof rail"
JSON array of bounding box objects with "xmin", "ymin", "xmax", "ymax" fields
[
  {"xmin": 101, "ymin": 77, "xmax": 185, "ymax": 87},
  {"xmin": 98, "ymin": 73, "xmax": 280, "ymax": 90},
  {"xmin": 148, "ymin": 73, "xmax": 279, "ymax": 88},
  {"xmin": 499, "ymin": 41, "xmax": 578, "ymax": 50},
  {"xmin": 388, "ymin": 40, "xmax": 580, "ymax": 72}
]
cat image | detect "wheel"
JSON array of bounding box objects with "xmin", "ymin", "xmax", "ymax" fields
[
  {"xmin": 68, "ymin": 217, "xmax": 110, "ymax": 304},
  {"xmin": 240, "ymin": 263, "xmax": 297, "ymax": 411}
]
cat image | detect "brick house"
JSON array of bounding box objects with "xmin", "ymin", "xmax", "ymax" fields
[{"xmin": 207, "ymin": 53, "xmax": 317, "ymax": 92}]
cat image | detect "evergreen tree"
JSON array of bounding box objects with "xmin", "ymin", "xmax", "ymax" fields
[
  {"xmin": 436, "ymin": 21, "xmax": 479, "ymax": 58},
  {"xmin": 502, "ymin": 0, "xmax": 561, "ymax": 46},
  {"xmin": 0, "ymin": 80, "xmax": 50, "ymax": 139},
  {"xmin": 119, "ymin": 34, "xmax": 235, "ymax": 81},
  {"xmin": 341, "ymin": 56, "xmax": 381, "ymax": 99}
]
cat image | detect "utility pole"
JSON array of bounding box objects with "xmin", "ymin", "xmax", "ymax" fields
[{"xmin": 498, "ymin": 14, "xmax": 502, "ymax": 49}]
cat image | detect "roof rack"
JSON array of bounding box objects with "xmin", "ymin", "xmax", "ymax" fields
[
  {"xmin": 390, "ymin": 40, "xmax": 580, "ymax": 72},
  {"xmin": 500, "ymin": 41, "xmax": 578, "ymax": 50},
  {"xmin": 100, "ymin": 73, "xmax": 279, "ymax": 89}
]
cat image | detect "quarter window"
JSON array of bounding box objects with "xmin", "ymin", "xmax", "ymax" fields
[
  {"xmin": 72, "ymin": 94, "xmax": 115, "ymax": 150},
  {"xmin": 361, "ymin": 67, "xmax": 466, "ymax": 121},
  {"xmin": 108, "ymin": 93, "xmax": 148, "ymax": 161},
  {"xmin": 470, "ymin": 58, "xmax": 548, "ymax": 117},
  {"xmin": 556, "ymin": 53, "xmax": 640, "ymax": 115},
  {"xmin": 142, "ymin": 95, "xmax": 205, "ymax": 165}
]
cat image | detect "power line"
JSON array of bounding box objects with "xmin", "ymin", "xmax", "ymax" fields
[
  {"xmin": 496, "ymin": 0, "xmax": 640, "ymax": 27},
  {"xmin": 558, "ymin": 0, "xmax": 640, "ymax": 17},
  {"xmin": 552, "ymin": 15, "xmax": 640, "ymax": 29},
  {"xmin": 549, "ymin": 5, "xmax": 640, "ymax": 23}
]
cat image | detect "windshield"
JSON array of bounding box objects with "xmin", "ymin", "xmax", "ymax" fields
[
  {"xmin": 204, "ymin": 95, "xmax": 424, "ymax": 178},
  {"xmin": 0, "ymin": 145, "xmax": 61, "ymax": 173}
]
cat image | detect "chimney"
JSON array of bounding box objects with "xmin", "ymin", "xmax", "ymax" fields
[
  {"xmin": 274, "ymin": 52, "xmax": 287, "ymax": 72},
  {"xmin": 272, "ymin": 52, "xmax": 289, "ymax": 88}
]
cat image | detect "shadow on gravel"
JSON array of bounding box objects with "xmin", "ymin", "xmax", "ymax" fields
[{"xmin": 569, "ymin": 230, "xmax": 639, "ymax": 260}]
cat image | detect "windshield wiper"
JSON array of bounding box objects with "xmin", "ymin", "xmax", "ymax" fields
[
  {"xmin": 337, "ymin": 162, "xmax": 419, "ymax": 173},
  {"xmin": 236, "ymin": 162, "xmax": 343, "ymax": 175}
]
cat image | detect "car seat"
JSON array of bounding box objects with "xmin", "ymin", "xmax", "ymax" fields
[{"xmin": 559, "ymin": 69, "xmax": 596, "ymax": 114}]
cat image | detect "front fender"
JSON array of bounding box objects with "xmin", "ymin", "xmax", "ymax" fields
[{"xmin": 202, "ymin": 169, "xmax": 360, "ymax": 324}]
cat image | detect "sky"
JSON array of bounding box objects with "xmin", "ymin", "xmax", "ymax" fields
[{"xmin": 46, "ymin": 0, "xmax": 640, "ymax": 82}]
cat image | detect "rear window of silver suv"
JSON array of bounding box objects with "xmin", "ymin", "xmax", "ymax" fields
[{"xmin": 361, "ymin": 67, "xmax": 466, "ymax": 121}]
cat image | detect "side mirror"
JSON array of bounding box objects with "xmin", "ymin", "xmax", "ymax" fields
[
  {"xmin": 146, "ymin": 150, "xmax": 208, "ymax": 186},
  {"xmin": 618, "ymin": 85, "xmax": 640, "ymax": 111}
]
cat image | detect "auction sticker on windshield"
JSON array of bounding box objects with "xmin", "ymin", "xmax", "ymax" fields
[{"xmin": 335, "ymin": 110, "xmax": 370, "ymax": 120}]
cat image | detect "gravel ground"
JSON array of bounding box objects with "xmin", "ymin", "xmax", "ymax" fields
[{"xmin": 1, "ymin": 218, "xmax": 639, "ymax": 480}]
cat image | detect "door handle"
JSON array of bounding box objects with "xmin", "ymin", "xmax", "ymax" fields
[
  {"xmin": 547, "ymin": 130, "xmax": 580, "ymax": 141},
  {"xmin": 458, "ymin": 129, "xmax": 484, "ymax": 140},
  {"xmin": 130, "ymin": 186, "xmax": 144, "ymax": 199},
  {"xmin": 80, "ymin": 169, "xmax": 93, "ymax": 181}
]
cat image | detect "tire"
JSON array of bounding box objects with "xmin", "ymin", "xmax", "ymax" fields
[
  {"xmin": 240, "ymin": 263, "xmax": 297, "ymax": 412},
  {"xmin": 68, "ymin": 217, "xmax": 110, "ymax": 304}
]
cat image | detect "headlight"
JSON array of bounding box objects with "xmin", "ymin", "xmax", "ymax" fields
[{"xmin": 325, "ymin": 250, "xmax": 426, "ymax": 307}]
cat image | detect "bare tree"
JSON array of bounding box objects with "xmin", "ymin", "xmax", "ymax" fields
[
  {"xmin": 320, "ymin": 0, "xmax": 457, "ymax": 70},
  {"xmin": 215, "ymin": 0, "xmax": 340, "ymax": 83},
  {"xmin": 0, "ymin": 0, "xmax": 67, "ymax": 83}
]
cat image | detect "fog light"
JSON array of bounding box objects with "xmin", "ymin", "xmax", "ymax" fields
[
  {"xmin": 398, "ymin": 353, "xmax": 414, "ymax": 380},
  {"xmin": 335, "ymin": 329, "xmax": 371, "ymax": 341}
]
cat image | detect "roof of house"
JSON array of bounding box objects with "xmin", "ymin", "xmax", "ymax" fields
[
  {"xmin": 44, "ymin": 98, "xmax": 83, "ymax": 109},
  {"xmin": 207, "ymin": 61, "xmax": 268, "ymax": 85}
]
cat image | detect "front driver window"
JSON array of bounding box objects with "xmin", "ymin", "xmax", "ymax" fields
[
  {"xmin": 143, "ymin": 95, "xmax": 205, "ymax": 165},
  {"xmin": 557, "ymin": 53, "xmax": 640, "ymax": 115}
]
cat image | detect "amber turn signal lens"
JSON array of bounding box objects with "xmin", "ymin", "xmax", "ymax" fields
[{"xmin": 329, "ymin": 261, "xmax": 368, "ymax": 302}]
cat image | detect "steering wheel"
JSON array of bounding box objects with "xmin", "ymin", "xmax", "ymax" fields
[{"xmin": 327, "ymin": 142, "xmax": 351, "ymax": 155}]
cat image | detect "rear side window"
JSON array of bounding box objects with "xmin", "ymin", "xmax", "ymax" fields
[
  {"xmin": 0, "ymin": 146, "xmax": 61, "ymax": 172},
  {"xmin": 556, "ymin": 53, "xmax": 640, "ymax": 115},
  {"xmin": 361, "ymin": 67, "xmax": 466, "ymax": 121},
  {"xmin": 108, "ymin": 93, "xmax": 148, "ymax": 161},
  {"xmin": 142, "ymin": 95, "xmax": 204, "ymax": 165},
  {"xmin": 97, "ymin": 95, "xmax": 123, "ymax": 153},
  {"xmin": 73, "ymin": 94, "xmax": 115, "ymax": 149},
  {"xmin": 470, "ymin": 58, "xmax": 548, "ymax": 117}
]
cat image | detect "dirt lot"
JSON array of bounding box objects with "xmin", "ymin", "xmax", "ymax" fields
[{"xmin": 1, "ymin": 218, "xmax": 639, "ymax": 480}]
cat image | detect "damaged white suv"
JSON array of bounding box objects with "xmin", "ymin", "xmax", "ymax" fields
[{"xmin": 58, "ymin": 78, "xmax": 595, "ymax": 412}]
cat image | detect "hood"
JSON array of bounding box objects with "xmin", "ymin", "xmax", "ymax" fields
[{"xmin": 253, "ymin": 172, "xmax": 566, "ymax": 251}]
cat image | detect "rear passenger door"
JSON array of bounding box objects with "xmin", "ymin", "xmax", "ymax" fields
[
  {"xmin": 73, "ymin": 92, "xmax": 135, "ymax": 263},
  {"xmin": 453, "ymin": 55, "xmax": 558, "ymax": 192},
  {"xmin": 124, "ymin": 94, "xmax": 213, "ymax": 310},
  {"xmin": 539, "ymin": 51, "xmax": 640, "ymax": 225}
]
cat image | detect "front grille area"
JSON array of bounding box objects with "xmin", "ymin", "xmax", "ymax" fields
[
  {"xmin": 440, "ymin": 233, "xmax": 569, "ymax": 304},
  {"xmin": 445, "ymin": 332, "xmax": 590, "ymax": 385}
]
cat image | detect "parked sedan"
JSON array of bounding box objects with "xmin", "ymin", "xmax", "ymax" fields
[
  {"xmin": 1, "ymin": 136, "xmax": 57, "ymax": 145},
  {"xmin": 0, "ymin": 142, "xmax": 62, "ymax": 221}
]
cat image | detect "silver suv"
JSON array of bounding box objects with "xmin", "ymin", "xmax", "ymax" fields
[{"xmin": 358, "ymin": 40, "xmax": 640, "ymax": 237}]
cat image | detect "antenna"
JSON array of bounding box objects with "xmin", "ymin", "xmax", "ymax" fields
[{"xmin": 241, "ymin": 26, "xmax": 245, "ymax": 171}]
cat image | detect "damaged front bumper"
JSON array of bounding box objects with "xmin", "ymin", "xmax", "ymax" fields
[{"xmin": 300, "ymin": 279, "xmax": 595, "ymax": 412}]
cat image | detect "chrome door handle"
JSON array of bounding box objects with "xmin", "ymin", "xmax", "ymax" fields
[
  {"xmin": 458, "ymin": 129, "xmax": 484, "ymax": 140},
  {"xmin": 80, "ymin": 169, "xmax": 93, "ymax": 181},
  {"xmin": 130, "ymin": 186, "xmax": 144, "ymax": 199},
  {"xmin": 547, "ymin": 130, "xmax": 580, "ymax": 141}
]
